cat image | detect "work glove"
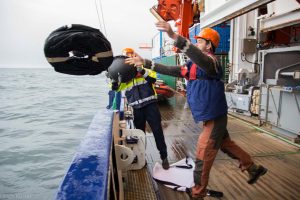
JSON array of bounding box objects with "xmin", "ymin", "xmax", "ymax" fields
[{"xmin": 111, "ymin": 80, "xmax": 119, "ymax": 91}]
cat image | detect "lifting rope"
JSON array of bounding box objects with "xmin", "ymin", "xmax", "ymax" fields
[{"xmin": 94, "ymin": 0, "xmax": 107, "ymax": 37}]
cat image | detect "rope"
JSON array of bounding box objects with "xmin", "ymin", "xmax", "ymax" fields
[
  {"xmin": 94, "ymin": 0, "xmax": 107, "ymax": 36},
  {"xmin": 98, "ymin": 0, "xmax": 107, "ymax": 36},
  {"xmin": 94, "ymin": 0, "xmax": 103, "ymax": 32}
]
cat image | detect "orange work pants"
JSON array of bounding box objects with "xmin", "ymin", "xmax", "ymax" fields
[{"xmin": 192, "ymin": 115, "xmax": 253, "ymax": 198}]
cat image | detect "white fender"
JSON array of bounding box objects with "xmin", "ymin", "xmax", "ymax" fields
[
  {"xmin": 115, "ymin": 144, "xmax": 135, "ymax": 170},
  {"xmin": 123, "ymin": 129, "xmax": 146, "ymax": 170}
]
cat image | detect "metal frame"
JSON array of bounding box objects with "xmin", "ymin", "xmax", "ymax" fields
[
  {"xmin": 261, "ymin": 86, "xmax": 300, "ymax": 136},
  {"xmin": 200, "ymin": 0, "xmax": 274, "ymax": 28},
  {"xmin": 258, "ymin": 46, "xmax": 300, "ymax": 85},
  {"xmin": 260, "ymin": 6, "xmax": 300, "ymax": 32}
]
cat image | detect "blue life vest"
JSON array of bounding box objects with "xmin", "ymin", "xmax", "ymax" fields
[{"xmin": 184, "ymin": 58, "xmax": 228, "ymax": 122}]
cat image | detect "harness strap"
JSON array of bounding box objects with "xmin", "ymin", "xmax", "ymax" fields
[
  {"xmin": 92, "ymin": 50, "xmax": 113, "ymax": 62},
  {"xmin": 189, "ymin": 63, "xmax": 197, "ymax": 80},
  {"xmin": 46, "ymin": 57, "xmax": 69, "ymax": 63},
  {"xmin": 47, "ymin": 50, "xmax": 113, "ymax": 63},
  {"xmin": 94, "ymin": 50, "xmax": 113, "ymax": 58},
  {"xmin": 188, "ymin": 63, "xmax": 220, "ymax": 81},
  {"xmin": 180, "ymin": 66, "xmax": 189, "ymax": 79}
]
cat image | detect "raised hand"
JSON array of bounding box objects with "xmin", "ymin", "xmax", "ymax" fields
[
  {"xmin": 155, "ymin": 21, "xmax": 178, "ymax": 40},
  {"xmin": 125, "ymin": 52, "xmax": 144, "ymax": 67}
]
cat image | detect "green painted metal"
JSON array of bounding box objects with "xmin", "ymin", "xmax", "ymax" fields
[
  {"xmin": 216, "ymin": 54, "xmax": 229, "ymax": 83},
  {"xmin": 154, "ymin": 55, "xmax": 177, "ymax": 89}
]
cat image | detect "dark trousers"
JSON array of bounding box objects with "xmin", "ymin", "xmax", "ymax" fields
[
  {"xmin": 107, "ymin": 90, "xmax": 121, "ymax": 110},
  {"xmin": 133, "ymin": 102, "xmax": 168, "ymax": 160},
  {"xmin": 107, "ymin": 90, "xmax": 115, "ymax": 109}
]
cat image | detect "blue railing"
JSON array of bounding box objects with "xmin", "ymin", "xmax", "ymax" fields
[{"xmin": 56, "ymin": 110, "xmax": 114, "ymax": 200}]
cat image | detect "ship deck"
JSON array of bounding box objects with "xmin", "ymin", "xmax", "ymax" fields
[{"xmin": 124, "ymin": 94, "xmax": 300, "ymax": 200}]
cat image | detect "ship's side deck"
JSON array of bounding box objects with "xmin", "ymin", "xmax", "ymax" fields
[{"xmin": 124, "ymin": 94, "xmax": 300, "ymax": 200}]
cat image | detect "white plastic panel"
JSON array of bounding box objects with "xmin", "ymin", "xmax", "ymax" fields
[{"xmin": 201, "ymin": 0, "xmax": 274, "ymax": 28}]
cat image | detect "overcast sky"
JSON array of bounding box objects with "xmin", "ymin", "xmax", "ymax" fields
[{"xmin": 0, "ymin": 0, "xmax": 159, "ymax": 68}]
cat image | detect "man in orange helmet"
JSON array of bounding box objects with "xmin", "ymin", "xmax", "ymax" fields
[
  {"xmin": 122, "ymin": 48, "xmax": 135, "ymax": 57},
  {"xmin": 113, "ymin": 48, "xmax": 170, "ymax": 170},
  {"xmin": 126, "ymin": 22, "xmax": 267, "ymax": 199}
]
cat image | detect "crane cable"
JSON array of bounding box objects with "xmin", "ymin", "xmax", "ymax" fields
[
  {"xmin": 94, "ymin": 0, "xmax": 107, "ymax": 36},
  {"xmin": 94, "ymin": 0, "xmax": 102, "ymax": 32}
]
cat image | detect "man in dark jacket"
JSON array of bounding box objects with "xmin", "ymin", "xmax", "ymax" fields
[
  {"xmin": 113, "ymin": 48, "xmax": 169, "ymax": 170},
  {"xmin": 125, "ymin": 22, "xmax": 267, "ymax": 199}
]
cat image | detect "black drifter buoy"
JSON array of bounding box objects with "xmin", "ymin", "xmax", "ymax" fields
[{"xmin": 44, "ymin": 24, "xmax": 113, "ymax": 75}]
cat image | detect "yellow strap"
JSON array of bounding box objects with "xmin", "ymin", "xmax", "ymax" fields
[
  {"xmin": 94, "ymin": 50, "xmax": 113, "ymax": 58},
  {"xmin": 92, "ymin": 50, "xmax": 113, "ymax": 62},
  {"xmin": 46, "ymin": 57, "xmax": 69, "ymax": 63},
  {"xmin": 47, "ymin": 50, "xmax": 113, "ymax": 63}
]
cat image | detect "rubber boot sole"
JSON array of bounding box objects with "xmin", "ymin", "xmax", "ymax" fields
[
  {"xmin": 248, "ymin": 167, "xmax": 268, "ymax": 184},
  {"xmin": 186, "ymin": 188, "xmax": 223, "ymax": 199},
  {"xmin": 207, "ymin": 189, "xmax": 224, "ymax": 198}
]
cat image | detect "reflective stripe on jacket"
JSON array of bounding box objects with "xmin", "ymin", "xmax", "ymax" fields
[{"xmin": 117, "ymin": 69, "xmax": 158, "ymax": 109}]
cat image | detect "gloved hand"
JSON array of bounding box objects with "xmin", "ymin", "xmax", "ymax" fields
[{"xmin": 136, "ymin": 65, "xmax": 144, "ymax": 72}]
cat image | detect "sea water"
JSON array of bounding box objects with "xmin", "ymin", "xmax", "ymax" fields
[{"xmin": 0, "ymin": 68, "xmax": 110, "ymax": 200}]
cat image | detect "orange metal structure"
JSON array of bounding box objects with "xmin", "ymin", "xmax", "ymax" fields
[
  {"xmin": 154, "ymin": 0, "xmax": 200, "ymax": 39},
  {"xmin": 155, "ymin": 80, "xmax": 175, "ymax": 99}
]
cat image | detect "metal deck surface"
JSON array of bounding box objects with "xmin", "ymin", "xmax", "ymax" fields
[
  {"xmin": 124, "ymin": 166, "xmax": 157, "ymax": 200},
  {"xmin": 124, "ymin": 94, "xmax": 300, "ymax": 200}
]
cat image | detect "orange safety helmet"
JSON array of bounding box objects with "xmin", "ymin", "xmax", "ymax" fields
[
  {"xmin": 122, "ymin": 48, "xmax": 134, "ymax": 56},
  {"xmin": 194, "ymin": 28, "xmax": 220, "ymax": 48}
]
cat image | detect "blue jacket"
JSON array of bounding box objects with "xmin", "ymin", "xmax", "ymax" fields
[
  {"xmin": 116, "ymin": 69, "xmax": 158, "ymax": 109},
  {"xmin": 185, "ymin": 60, "xmax": 228, "ymax": 122},
  {"xmin": 143, "ymin": 35, "xmax": 228, "ymax": 122}
]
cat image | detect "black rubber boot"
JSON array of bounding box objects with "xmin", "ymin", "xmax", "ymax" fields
[
  {"xmin": 207, "ymin": 189, "xmax": 224, "ymax": 197},
  {"xmin": 162, "ymin": 158, "xmax": 170, "ymax": 170},
  {"xmin": 186, "ymin": 188, "xmax": 204, "ymax": 200},
  {"xmin": 247, "ymin": 164, "xmax": 268, "ymax": 184},
  {"xmin": 186, "ymin": 188, "xmax": 223, "ymax": 199}
]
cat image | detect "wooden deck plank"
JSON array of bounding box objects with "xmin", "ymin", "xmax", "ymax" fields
[
  {"xmin": 207, "ymin": 155, "xmax": 300, "ymax": 200},
  {"xmin": 143, "ymin": 95, "xmax": 300, "ymax": 200}
]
